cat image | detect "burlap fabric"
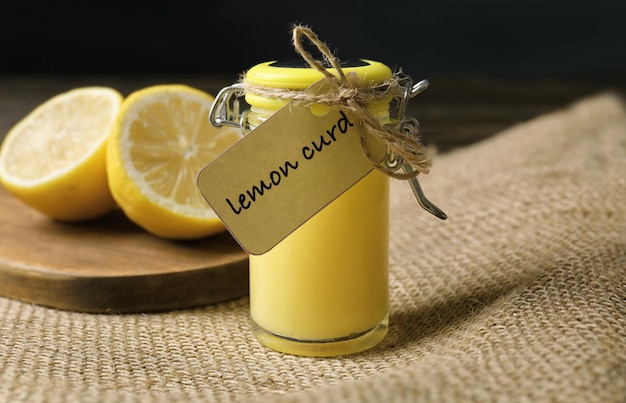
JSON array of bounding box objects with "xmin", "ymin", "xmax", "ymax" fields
[{"xmin": 1, "ymin": 93, "xmax": 624, "ymax": 402}]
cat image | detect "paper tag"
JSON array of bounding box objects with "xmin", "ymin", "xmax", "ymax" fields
[{"xmin": 197, "ymin": 80, "xmax": 386, "ymax": 255}]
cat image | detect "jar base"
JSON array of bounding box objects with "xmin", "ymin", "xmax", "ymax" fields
[{"xmin": 251, "ymin": 315, "xmax": 389, "ymax": 357}]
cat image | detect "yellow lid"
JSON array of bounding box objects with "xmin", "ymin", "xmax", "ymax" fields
[
  {"xmin": 245, "ymin": 59, "xmax": 392, "ymax": 89},
  {"xmin": 244, "ymin": 59, "xmax": 392, "ymax": 110}
]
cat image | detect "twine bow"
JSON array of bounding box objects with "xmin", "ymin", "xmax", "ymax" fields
[{"xmin": 241, "ymin": 25, "xmax": 432, "ymax": 179}]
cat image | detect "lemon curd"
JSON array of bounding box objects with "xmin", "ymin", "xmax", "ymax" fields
[
  {"xmin": 250, "ymin": 170, "xmax": 389, "ymax": 353},
  {"xmin": 245, "ymin": 60, "xmax": 392, "ymax": 356}
]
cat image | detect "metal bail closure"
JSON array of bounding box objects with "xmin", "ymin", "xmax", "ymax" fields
[
  {"xmin": 391, "ymin": 78, "xmax": 448, "ymax": 221},
  {"xmin": 209, "ymin": 83, "xmax": 246, "ymax": 128}
]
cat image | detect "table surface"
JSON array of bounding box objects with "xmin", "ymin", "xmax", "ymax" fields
[
  {"xmin": 2, "ymin": 74, "xmax": 625, "ymax": 151},
  {"xmin": 1, "ymin": 74, "xmax": 624, "ymax": 402}
]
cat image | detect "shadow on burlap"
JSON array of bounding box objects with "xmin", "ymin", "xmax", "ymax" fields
[{"xmin": 0, "ymin": 93, "xmax": 624, "ymax": 402}]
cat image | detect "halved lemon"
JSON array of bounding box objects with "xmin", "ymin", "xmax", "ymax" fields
[
  {"xmin": 107, "ymin": 84, "xmax": 242, "ymax": 239},
  {"xmin": 0, "ymin": 87, "xmax": 122, "ymax": 221}
]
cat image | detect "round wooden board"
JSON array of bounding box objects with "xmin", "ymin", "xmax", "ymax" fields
[{"xmin": 0, "ymin": 186, "xmax": 249, "ymax": 313}]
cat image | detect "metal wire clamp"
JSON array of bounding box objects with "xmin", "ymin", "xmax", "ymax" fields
[{"xmin": 388, "ymin": 78, "xmax": 448, "ymax": 220}]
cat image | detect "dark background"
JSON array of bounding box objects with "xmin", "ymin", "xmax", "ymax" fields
[{"xmin": 1, "ymin": 0, "xmax": 625, "ymax": 78}]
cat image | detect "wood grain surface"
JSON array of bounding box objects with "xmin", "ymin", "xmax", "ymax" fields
[{"xmin": 0, "ymin": 185, "xmax": 249, "ymax": 313}]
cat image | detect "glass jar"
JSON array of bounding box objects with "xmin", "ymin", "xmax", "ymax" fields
[{"xmin": 237, "ymin": 59, "xmax": 392, "ymax": 356}]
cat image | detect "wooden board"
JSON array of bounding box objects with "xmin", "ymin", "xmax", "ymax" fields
[{"xmin": 0, "ymin": 186, "xmax": 249, "ymax": 313}]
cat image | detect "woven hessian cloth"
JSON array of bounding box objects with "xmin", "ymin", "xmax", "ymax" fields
[{"xmin": 1, "ymin": 93, "xmax": 625, "ymax": 402}]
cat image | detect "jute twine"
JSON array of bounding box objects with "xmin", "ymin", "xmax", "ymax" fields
[{"xmin": 240, "ymin": 25, "xmax": 433, "ymax": 179}]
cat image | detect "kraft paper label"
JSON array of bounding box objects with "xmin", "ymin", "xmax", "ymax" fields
[{"xmin": 197, "ymin": 80, "xmax": 386, "ymax": 255}]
